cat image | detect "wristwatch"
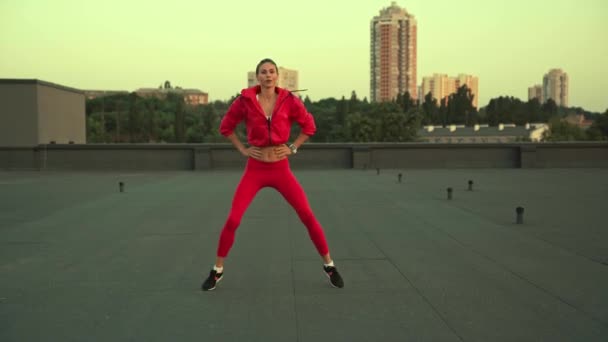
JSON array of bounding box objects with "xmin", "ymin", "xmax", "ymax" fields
[{"xmin": 288, "ymin": 143, "xmax": 298, "ymax": 154}]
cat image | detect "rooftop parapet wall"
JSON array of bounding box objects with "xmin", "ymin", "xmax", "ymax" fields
[{"xmin": 1, "ymin": 143, "xmax": 607, "ymax": 171}]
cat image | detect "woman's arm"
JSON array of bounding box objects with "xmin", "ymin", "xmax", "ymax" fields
[
  {"xmin": 226, "ymin": 133, "xmax": 262, "ymax": 159},
  {"xmin": 273, "ymin": 133, "xmax": 309, "ymax": 158},
  {"xmin": 291, "ymin": 133, "xmax": 310, "ymax": 149}
]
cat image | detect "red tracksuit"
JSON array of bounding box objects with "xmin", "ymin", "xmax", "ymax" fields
[{"xmin": 216, "ymin": 85, "xmax": 329, "ymax": 258}]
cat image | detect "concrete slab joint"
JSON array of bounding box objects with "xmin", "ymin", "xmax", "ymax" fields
[
  {"xmin": 352, "ymin": 145, "xmax": 371, "ymax": 169},
  {"xmin": 194, "ymin": 147, "xmax": 211, "ymax": 170},
  {"xmin": 520, "ymin": 144, "xmax": 537, "ymax": 169}
]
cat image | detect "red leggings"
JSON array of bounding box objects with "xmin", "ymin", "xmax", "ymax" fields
[{"xmin": 216, "ymin": 158, "xmax": 329, "ymax": 258}]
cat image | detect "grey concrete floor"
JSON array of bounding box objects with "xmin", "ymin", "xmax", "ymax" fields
[{"xmin": 1, "ymin": 168, "xmax": 607, "ymax": 341}]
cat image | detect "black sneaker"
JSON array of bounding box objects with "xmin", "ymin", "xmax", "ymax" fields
[
  {"xmin": 201, "ymin": 270, "xmax": 223, "ymax": 291},
  {"xmin": 323, "ymin": 266, "xmax": 344, "ymax": 288}
]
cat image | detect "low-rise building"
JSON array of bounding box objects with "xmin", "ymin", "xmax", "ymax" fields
[
  {"xmin": 418, "ymin": 123, "xmax": 549, "ymax": 143},
  {"xmin": 0, "ymin": 79, "xmax": 85, "ymax": 146}
]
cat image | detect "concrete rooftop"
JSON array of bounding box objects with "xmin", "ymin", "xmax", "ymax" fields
[{"xmin": 1, "ymin": 167, "xmax": 607, "ymax": 341}]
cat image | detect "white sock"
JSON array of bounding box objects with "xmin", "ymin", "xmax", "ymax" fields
[
  {"xmin": 213, "ymin": 265, "xmax": 223, "ymax": 273},
  {"xmin": 324, "ymin": 261, "xmax": 334, "ymax": 268}
]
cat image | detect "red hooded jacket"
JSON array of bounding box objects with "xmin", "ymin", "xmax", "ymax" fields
[{"xmin": 219, "ymin": 85, "xmax": 316, "ymax": 147}]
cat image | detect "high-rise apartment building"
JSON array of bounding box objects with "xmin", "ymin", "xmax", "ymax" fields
[
  {"xmin": 247, "ymin": 67, "xmax": 299, "ymax": 91},
  {"xmin": 421, "ymin": 74, "xmax": 454, "ymax": 104},
  {"xmin": 542, "ymin": 69, "xmax": 568, "ymax": 107},
  {"xmin": 247, "ymin": 72, "xmax": 256, "ymax": 88},
  {"xmin": 370, "ymin": 2, "xmax": 417, "ymax": 102},
  {"xmin": 278, "ymin": 67, "xmax": 298, "ymax": 91},
  {"xmin": 420, "ymin": 73, "xmax": 479, "ymax": 108},
  {"xmin": 528, "ymin": 85, "xmax": 543, "ymax": 103},
  {"xmin": 455, "ymin": 74, "xmax": 479, "ymax": 109}
]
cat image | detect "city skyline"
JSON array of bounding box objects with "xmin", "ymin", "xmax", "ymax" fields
[{"xmin": 1, "ymin": 0, "xmax": 607, "ymax": 112}]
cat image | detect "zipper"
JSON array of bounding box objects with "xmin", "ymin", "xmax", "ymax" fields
[
  {"xmin": 267, "ymin": 95, "xmax": 289, "ymax": 145},
  {"xmin": 267, "ymin": 116, "xmax": 272, "ymax": 145},
  {"xmin": 255, "ymin": 92, "xmax": 290, "ymax": 146}
]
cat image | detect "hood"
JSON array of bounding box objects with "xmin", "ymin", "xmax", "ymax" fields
[{"xmin": 240, "ymin": 85, "xmax": 291, "ymax": 103}]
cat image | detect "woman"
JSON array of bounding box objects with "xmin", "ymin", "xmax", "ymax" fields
[{"xmin": 202, "ymin": 58, "xmax": 344, "ymax": 291}]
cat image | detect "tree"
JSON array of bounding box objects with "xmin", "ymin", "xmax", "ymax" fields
[
  {"xmin": 421, "ymin": 92, "xmax": 438, "ymax": 125},
  {"xmin": 86, "ymin": 114, "xmax": 105, "ymax": 143},
  {"xmin": 88, "ymin": 89, "xmax": 607, "ymax": 144},
  {"xmin": 526, "ymin": 98, "xmax": 542, "ymax": 123},
  {"xmin": 377, "ymin": 110, "xmax": 420, "ymax": 141},
  {"xmin": 303, "ymin": 95, "xmax": 312, "ymax": 107},
  {"xmin": 345, "ymin": 113, "xmax": 375, "ymax": 142},
  {"xmin": 309, "ymin": 111, "xmax": 333, "ymax": 142},
  {"xmin": 447, "ymin": 85, "xmax": 476, "ymax": 125},
  {"xmin": 200, "ymin": 105, "xmax": 221, "ymax": 142},
  {"xmin": 336, "ymin": 96, "xmax": 349, "ymax": 122},
  {"xmin": 167, "ymin": 92, "xmax": 186, "ymax": 142},
  {"xmin": 304, "ymin": 97, "xmax": 338, "ymax": 141},
  {"xmin": 541, "ymin": 98, "xmax": 558, "ymax": 119},
  {"xmin": 485, "ymin": 96, "xmax": 522, "ymax": 126},
  {"xmin": 367, "ymin": 101, "xmax": 401, "ymax": 116},
  {"xmin": 127, "ymin": 93, "xmax": 145, "ymax": 142},
  {"xmin": 439, "ymin": 97, "xmax": 448, "ymax": 127},
  {"xmin": 543, "ymin": 117, "xmax": 587, "ymax": 141},
  {"xmin": 587, "ymin": 110, "xmax": 608, "ymax": 140},
  {"xmin": 397, "ymin": 91, "xmax": 416, "ymax": 113},
  {"xmin": 142, "ymin": 97, "xmax": 161, "ymax": 142},
  {"xmin": 349, "ymin": 91, "xmax": 359, "ymax": 113},
  {"xmin": 112, "ymin": 94, "xmax": 130, "ymax": 142}
]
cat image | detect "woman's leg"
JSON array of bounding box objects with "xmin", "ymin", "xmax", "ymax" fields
[
  {"xmin": 216, "ymin": 168, "xmax": 263, "ymax": 259},
  {"xmin": 273, "ymin": 169, "xmax": 330, "ymax": 258}
]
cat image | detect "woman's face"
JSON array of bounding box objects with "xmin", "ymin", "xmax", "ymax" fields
[{"xmin": 257, "ymin": 62, "xmax": 278, "ymax": 88}]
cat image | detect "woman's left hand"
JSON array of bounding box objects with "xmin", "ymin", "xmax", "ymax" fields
[{"xmin": 273, "ymin": 145, "xmax": 292, "ymax": 158}]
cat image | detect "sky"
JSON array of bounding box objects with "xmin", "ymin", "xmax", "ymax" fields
[{"xmin": 1, "ymin": 0, "xmax": 607, "ymax": 112}]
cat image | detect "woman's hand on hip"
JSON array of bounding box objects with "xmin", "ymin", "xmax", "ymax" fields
[
  {"xmin": 243, "ymin": 146, "xmax": 263, "ymax": 159},
  {"xmin": 273, "ymin": 145, "xmax": 292, "ymax": 158}
]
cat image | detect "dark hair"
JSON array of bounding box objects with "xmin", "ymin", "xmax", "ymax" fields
[{"xmin": 255, "ymin": 58, "xmax": 279, "ymax": 75}]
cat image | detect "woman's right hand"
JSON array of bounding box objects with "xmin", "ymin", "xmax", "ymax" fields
[{"xmin": 242, "ymin": 146, "xmax": 263, "ymax": 160}]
